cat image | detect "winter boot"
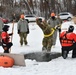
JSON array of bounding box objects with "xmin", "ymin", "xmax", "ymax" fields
[
  {"xmin": 62, "ymin": 51, "xmax": 68, "ymax": 59},
  {"xmin": 20, "ymin": 41, "xmax": 23, "ymax": 46},
  {"xmin": 47, "ymin": 48, "xmax": 51, "ymax": 53},
  {"xmin": 0, "ymin": 42, "xmax": 2, "ymax": 46},
  {"xmin": 42, "ymin": 47, "xmax": 47, "ymax": 52},
  {"xmin": 24, "ymin": 41, "xmax": 28, "ymax": 45}
]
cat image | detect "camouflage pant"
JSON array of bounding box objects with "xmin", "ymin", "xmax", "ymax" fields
[
  {"xmin": 42, "ymin": 36, "xmax": 53, "ymax": 51},
  {"xmin": 19, "ymin": 32, "xmax": 27, "ymax": 45}
]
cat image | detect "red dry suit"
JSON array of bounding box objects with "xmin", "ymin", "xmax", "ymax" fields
[
  {"xmin": 60, "ymin": 31, "xmax": 76, "ymax": 46},
  {"xmin": 1, "ymin": 32, "xmax": 10, "ymax": 44}
]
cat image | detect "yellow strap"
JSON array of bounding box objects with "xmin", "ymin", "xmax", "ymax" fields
[
  {"xmin": 44, "ymin": 24, "xmax": 61, "ymax": 38},
  {"xmin": 44, "ymin": 28, "xmax": 55, "ymax": 37}
]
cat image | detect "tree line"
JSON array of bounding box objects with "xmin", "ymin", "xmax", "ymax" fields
[{"xmin": 0, "ymin": 0, "xmax": 76, "ymax": 20}]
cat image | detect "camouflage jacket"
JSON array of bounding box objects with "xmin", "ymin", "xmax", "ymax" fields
[{"xmin": 36, "ymin": 19, "xmax": 55, "ymax": 37}]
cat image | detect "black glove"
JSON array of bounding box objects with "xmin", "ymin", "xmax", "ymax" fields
[
  {"xmin": 56, "ymin": 26, "xmax": 61, "ymax": 32},
  {"xmin": 9, "ymin": 33, "xmax": 13, "ymax": 36},
  {"xmin": 18, "ymin": 30, "xmax": 20, "ymax": 34},
  {"xmin": 26, "ymin": 28, "xmax": 29, "ymax": 34},
  {"xmin": 58, "ymin": 28, "xmax": 61, "ymax": 32}
]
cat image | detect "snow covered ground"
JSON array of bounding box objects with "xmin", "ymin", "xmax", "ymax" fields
[{"xmin": 0, "ymin": 21, "xmax": 76, "ymax": 75}]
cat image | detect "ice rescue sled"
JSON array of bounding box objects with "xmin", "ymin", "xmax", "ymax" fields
[
  {"xmin": 0, "ymin": 55, "xmax": 14, "ymax": 67},
  {"xmin": 0, "ymin": 53, "xmax": 25, "ymax": 66}
]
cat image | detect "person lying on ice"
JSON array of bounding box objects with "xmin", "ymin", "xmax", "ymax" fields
[
  {"xmin": 60, "ymin": 25, "xmax": 76, "ymax": 59},
  {"xmin": 1, "ymin": 25, "xmax": 13, "ymax": 53},
  {"xmin": 36, "ymin": 18, "xmax": 60, "ymax": 52}
]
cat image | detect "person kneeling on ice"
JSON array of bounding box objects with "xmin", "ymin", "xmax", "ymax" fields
[
  {"xmin": 36, "ymin": 18, "xmax": 59, "ymax": 52},
  {"xmin": 60, "ymin": 25, "xmax": 76, "ymax": 59},
  {"xmin": 1, "ymin": 25, "xmax": 13, "ymax": 53}
]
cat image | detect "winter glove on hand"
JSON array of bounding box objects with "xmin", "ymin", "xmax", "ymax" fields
[
  {"xmin": 9, "ymin": 33, "xmax": 13, "ymax": 36},
  {"xmin": 26, "ymin": 28, "xmax": 29, "ymax": 34},
  {"xmin": 26, "ymin": 20, "xmax": 29, "ymax": 23},
  {"xmin": 56, "ymin": 26, "xmax": 61, "ymax": 32},
  {"xmin": 58, "ymin": 28, "xmax": 61, "ymax": 32},
  {"xmin": 18, "ymin": 30, "xmax": 20, "ymax": 34}
]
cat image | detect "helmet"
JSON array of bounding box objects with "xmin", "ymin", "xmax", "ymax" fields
[
  {"xmin": 2, "ymin": 25, "xmax": 9, "ymax": 31},
  {"xmin": 68, "ymin": 25, "xmax": 74, "ymax": 32}
]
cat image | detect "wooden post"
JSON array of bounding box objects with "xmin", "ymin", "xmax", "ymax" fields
[{"xmin": 9, "ymin": 20, "xmax": 14, "ymax": 53}]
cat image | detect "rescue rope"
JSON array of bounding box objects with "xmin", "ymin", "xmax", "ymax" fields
[
  {"xmin": 44, "ymin": 28, "xmax": 55, "ymax": 37},
  {"xmin": 44, "ymin": 24, "xmax": 61, "ymax": 38}
]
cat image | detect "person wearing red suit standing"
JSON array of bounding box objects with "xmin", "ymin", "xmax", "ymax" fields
[{"xmin": 1, "ymin": 25, "xmax": 13, "ymax": 53}]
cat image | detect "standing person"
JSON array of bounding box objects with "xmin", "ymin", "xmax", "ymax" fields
[
  {"xmin": 60, "ymin": 25, "xmax": 76, "ymax": 59},
  {"xmin": 0, "ymin": 19, "xmax": 4, "ymax": 45},
  {"xmin": 47, "ymin": 12, "xmax": 61, "ymax": 47},
  {"xmin": 17, "ymin": 14, "xmax": 29, "ymax": 46},
  {"xmin": 1, "ymin": 25, "xmax": 13, "ymax": 53},
  {"xmin": 36, "ymin": 18, "xmax": 58, "ymax": 52}
]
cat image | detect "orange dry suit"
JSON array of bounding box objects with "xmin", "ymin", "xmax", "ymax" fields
[{"xmin": 60, "ymin": 31, "xmax": 76, "ymax": 47}]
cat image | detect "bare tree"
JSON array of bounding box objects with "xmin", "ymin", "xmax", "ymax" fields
[
  {"xmin": 27, "ymin": 0, "xmax": 34, "ymax": 13},
  {"xmin": 0, "ymin": 0, "xmax": 76, "ymax": 20},
  {"xmin": 23, "ymin": 0, "xmax": 32, "ymax": 14}
]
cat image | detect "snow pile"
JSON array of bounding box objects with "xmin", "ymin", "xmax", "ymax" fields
[{"xmin": 0, "ymin": 21, "xmax": 76, "ymax": 75}]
